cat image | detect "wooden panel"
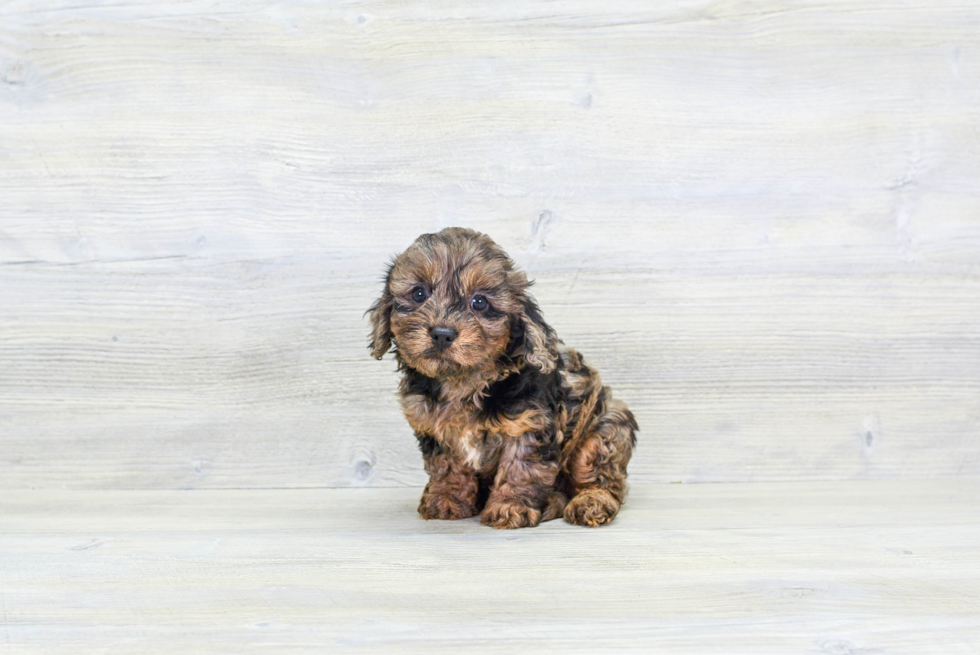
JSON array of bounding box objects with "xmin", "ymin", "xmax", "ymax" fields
[
  {"xmin": 1, "ymin": 1, "xmax": 978, "ymax": 488},
  {"xmin": 1, "ymin": 481, "xmax": 978, "ymax": 653},
  {"xmin": 2, "ymin": 260, "xmax": 979, "ymax": 489}
]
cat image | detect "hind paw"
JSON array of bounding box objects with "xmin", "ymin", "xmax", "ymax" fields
[{"xmin": 564, "ymin": 489, "xmax": 620, "ymax": 527}]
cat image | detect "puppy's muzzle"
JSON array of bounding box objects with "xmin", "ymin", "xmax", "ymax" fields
[{"xmin": 429, "ymin": 326, "xmax": 457, "ymax": 351}]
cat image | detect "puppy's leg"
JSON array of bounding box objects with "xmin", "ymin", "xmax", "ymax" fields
[
  {"xmin": 418, "ymin": 438, "xmax": 479, "ymax": 521},
  {"xmin": 481, "ymin": 432, "xmax": 561, "ymax": 529},
  {"xmin": 563, "ymin": 397, "xmax": 636, "ymax": 527}
]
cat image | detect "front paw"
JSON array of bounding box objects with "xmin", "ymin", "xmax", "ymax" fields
[
  {"xmin": 418, "ymin": 490, "xmax": 478, "ymax": 521},
  {"xmin": 481, "ymin": 498, "xmax": 542, "ymax": 529}
]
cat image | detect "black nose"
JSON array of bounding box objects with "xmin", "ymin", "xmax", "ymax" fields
[{"xmin": 429, "ymin": 326, "xmax": 457, "ymax": 350}]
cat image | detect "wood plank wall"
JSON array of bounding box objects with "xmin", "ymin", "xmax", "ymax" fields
[{"xmin": 1, "ymin": 1, "xmax": 978, "ymax": 489}]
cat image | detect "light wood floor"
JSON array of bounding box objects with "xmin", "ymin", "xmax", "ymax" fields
[{"xmin": 2, "ymin": 480, "xmax": 978, "ymax": 654}]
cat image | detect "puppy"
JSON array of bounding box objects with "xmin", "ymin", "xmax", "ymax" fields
[{"xmin": 368, "ymin": 227, "xmax": 637, "ymax": 528}]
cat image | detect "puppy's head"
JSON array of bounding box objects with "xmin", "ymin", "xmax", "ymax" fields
[{"xmin": 367, "ymin": 227, "xmax": 558, "ymax": 378}]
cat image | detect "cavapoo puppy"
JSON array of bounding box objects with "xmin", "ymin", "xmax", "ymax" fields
[{"xmin": 368, "ymin": 227, "xmax": 637, "ymax": 529}]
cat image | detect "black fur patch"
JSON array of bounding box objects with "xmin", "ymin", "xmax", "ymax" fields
[
  {"xmin": 402, "ymin": 366, "xmax": 442, "ymax": 401},
  {"xmin": 480, "ymin": 364, "xmax": 563, "ymax": 420},
  {"xmin": 416, "ymin": 433, "xmax": 442, "ymax": 458},
  {"xmin": 506, "ymin": 319, "xmax": 526, "ymax": 357}
]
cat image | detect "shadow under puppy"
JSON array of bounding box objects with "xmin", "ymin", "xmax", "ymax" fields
[{"xmin": 368, "ymin": 227, "xmax": 637, "ymax": 528}]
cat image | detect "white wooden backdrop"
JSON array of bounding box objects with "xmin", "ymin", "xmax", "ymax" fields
[{"xmin": 1, "ymin": 0, "xmax": 978, "ymax": 490}]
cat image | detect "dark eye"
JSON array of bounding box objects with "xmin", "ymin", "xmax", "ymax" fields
[
  {"xmin": 470, "ymin": 295, "xmax": 488, "ymax": 312},
  {"xmin": 411, "ymin": 286, "xmax": 428, "ymax": 303}
]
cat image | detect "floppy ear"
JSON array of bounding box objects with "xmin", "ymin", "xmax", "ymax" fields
[
  {"xmin": 366, "ymin": 266, "xmax": 394, "ymax": 360},
  {"xmin": 516, "ymin": 293, "xmax": 560, "ymax": 374}
]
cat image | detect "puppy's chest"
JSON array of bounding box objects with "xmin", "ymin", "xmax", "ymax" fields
[
  {"xmin": 402, "ymin": 395, "xmax": 504, "ymax": 470},
  {"xmin": 454, "ymin": 425, "xmax": 503, "ymax": 472}
]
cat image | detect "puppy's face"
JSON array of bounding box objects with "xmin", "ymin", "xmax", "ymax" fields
[{"xmin": 368, "ymin": 228, "xmax": 557, "ymax": 378}]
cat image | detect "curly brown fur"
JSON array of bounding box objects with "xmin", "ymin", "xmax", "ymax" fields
[
  {"xmin": 368, "ymin": 227, "xmax": 637, "ymax": 529},
  {"xmin": 416, "ymin": 437, "xmax": 480, "ymax": 520}
]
